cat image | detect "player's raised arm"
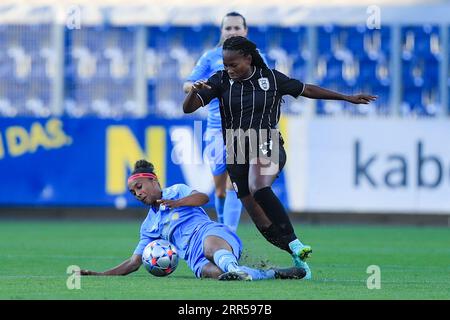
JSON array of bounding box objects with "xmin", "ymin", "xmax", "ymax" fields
[
  {"xmin": 301, "ymin": 84, "xmax": 377, "ymax": 104},
  {"xmin": 183, "ymin": 80, "xmax": 212, "ymax": 114},
  {"xmin": 80, "ymin": 254, "xmax": 142, "ymax": 276}
]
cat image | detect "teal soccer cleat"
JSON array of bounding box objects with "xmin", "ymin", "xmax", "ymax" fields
[
  {"xmin": 291, "ymin": 245, "xmax": 312, "ymax": 280},
  {"xmin": 293, "ymin": 259, "xmax": 311, "ymax": 280},
  {"xmin": 297, "ymin": 245, "xmax": 312, "ymax": 261}
]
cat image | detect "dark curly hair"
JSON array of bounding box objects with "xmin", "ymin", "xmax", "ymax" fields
[{"xmin": 132, "ymin": 159, "xmax": 155, "ymax": 175}]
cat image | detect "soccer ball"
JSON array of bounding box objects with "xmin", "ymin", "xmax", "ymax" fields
[{"xmin": 142, "ymin": 239, "xmax": 178, "ymax": 277}]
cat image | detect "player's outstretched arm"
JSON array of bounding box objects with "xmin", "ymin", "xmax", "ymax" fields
[
  {"xmin": 80, "ymin": 254, "xmax": 142, "ymax": 276},
  {"xmin": 183, "ymin": 80, "xmax": 212, "ymax": 113},
  {"xmin": 302, "ymin": 84, "xmax": 377, "ymax": 104}
]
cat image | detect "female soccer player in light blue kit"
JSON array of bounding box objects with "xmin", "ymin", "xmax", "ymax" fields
[
  {"xmin": 183, "ymin": 12, "xmax": 267, "ymax": 232},
  {"xmin": 80, "ymin": 160, "xmax": 306, "ymax": 281}
]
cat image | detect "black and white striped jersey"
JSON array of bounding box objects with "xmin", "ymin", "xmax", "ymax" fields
[{"xmin": 196, "ymin": 67, "xmax": 305, "ymax": 133}]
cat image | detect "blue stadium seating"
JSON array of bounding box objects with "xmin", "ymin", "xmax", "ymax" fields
[
  {"xmin": 401, "ymin": 25, "xmax": 441, "ymax": 116},
  {"xmin": 0, "ymin": 22, "xmax": 445, "ymax": 118},
  {"xmin": 248, "ymin": 26, "xmax": 308, "ymax": 114},
  {"xmin": 315, "ymin": 25, "xmax": 391, "ymax": 115},
  {"xmin": 0, "ymin": 24, "xmax": 53, "ymax": 117},
  {"xmin": 146, "ymin": 25, "xmax": 218, "ymax": 118},
  {"xmin": 64, "ymin": 26, "xmax": 138, "ymax": 118}
]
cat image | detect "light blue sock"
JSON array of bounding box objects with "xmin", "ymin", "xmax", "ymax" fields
[
  {"xmin": 239, "ymin": 266, "xmax": 275, "ymax": 280},
  {"xmin": 223, "ymin": 190, "xmax": 242, "ymax": 232},
  {"xmin": 214, "ymin": 195, "xmax": 225, "ymax": 224},
  {"xmin": 213, "ymin": 249, "xmax": 239, "ymax": 273}
]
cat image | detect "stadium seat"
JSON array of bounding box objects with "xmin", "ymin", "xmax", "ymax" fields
[
  {"xmin": 0, "ymin": 98, "xmax": 17, "ymax": 117},
  {"xmin": 323, "ymin": 57, "xmax": 345, "ymax": 84},
  {"xmin": 0, "ymin": 24, "xmax": 54, "ymax": 117},
  {"xmin": 345, "ymin": 25, "xmax": 366, "ymax": 57},
  {"xmin": 401, "ymin": 25, "xmax": 440, "ymax": 117},
  {"xmin": 248, "ymin": 26, "xmax": 269, "ymax": 52},
  {"xmin": 402, "ymin": 25, "xmax": 440, "ymax": 60}
]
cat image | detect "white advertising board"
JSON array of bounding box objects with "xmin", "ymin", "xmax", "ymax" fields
[{"xmin": 285, "ymin": 118, "xmax": 450, "ymax": 214}]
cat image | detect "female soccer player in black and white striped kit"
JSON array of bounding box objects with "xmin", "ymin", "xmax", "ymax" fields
[{"xmin": 183, "ymin": 36, "xmax": 377, "ymax": 279}]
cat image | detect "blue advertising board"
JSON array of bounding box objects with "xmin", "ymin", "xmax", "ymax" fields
[{"xmin": 0, "ymin": 117, "xmax": 288, "ymax": 208}]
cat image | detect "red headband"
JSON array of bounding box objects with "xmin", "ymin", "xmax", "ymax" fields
[{"xmin": 127, "ymin": 173, "xmax": 157, "ymax": 184}]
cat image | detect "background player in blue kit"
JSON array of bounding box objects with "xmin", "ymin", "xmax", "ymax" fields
[
  {"xmin": 79, "ymin": 159, "xmax": 306, "ymax": 281},
  {"xmin": 183, "ymin": 12, "xmax": 266, "ymax": 232}
]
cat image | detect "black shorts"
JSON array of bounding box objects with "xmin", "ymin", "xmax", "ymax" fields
[{"xmin": 226, "ymin": 139, "xmax": 287, "ymax": 198}]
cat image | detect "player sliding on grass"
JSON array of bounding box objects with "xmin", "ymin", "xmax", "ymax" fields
[
  {"xmin": 79, "ymin": 159, "xmax": 306, "ymax": 281},
  {"xmin": 183, "ymin": 36, "xmax": 377, "ymax": 279}
]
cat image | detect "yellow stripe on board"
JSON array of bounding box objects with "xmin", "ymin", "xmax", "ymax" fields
[
  {"xmin": 146, "ymin": 127, "xmax": 166, "ymax": 188},
  {"xmin": 106, "ymin": 126, "xmax": 166, "ymax": 194},
  {"xmin": 278, "ymin": 115, "xmax": 288, "ymax": 152},
  {"xmin": 0, "ymin": 133, "xmax": 4, "ymax": 159}
]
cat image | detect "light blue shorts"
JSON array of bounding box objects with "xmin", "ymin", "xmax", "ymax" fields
[
  {"xmin": 186, "ymin": 221, "xmax": 242, "ymax": 278},
  {"xmin": 203, "ymin": 128, "xmax": 227, "ymax": 176}
]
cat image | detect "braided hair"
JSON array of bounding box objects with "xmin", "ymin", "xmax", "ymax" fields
[{"xmin": 223, "ymin": 36, "xmax": 268, "ymax": 69}]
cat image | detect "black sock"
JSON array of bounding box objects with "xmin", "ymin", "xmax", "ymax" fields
[
  {"xmin": 258, "ymin": 224, "xmax": 292, "ymax": 252},
  {"xmin": 253, "ymin": 187, "xmax": 297, "ymax": 250}
]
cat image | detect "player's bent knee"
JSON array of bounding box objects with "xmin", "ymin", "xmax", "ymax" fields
[
  {"xmin": 249, "ymin": 183, "xmax": 271, "ymax": 196},
  {"xmin": 248, "ymin": 184, "xmax": 258, "ymax": 196},
  {"xmin": 203, "ymin": 236, "xmax": 233, "ymax": 260}
]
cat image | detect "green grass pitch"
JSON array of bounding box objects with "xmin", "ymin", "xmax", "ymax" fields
[{"xmin": 0, "ymin": 220, "xmax": 448, "ymax": 300}]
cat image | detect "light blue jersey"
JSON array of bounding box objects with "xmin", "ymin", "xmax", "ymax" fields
[
  {"xmin": 133, "ymin": 183, "xmax": 242, "ymax": 278},
  {"xmin": 186, "ymin": 46, "xmax": 224, "ymax": 129},
  {"xmin": 133, "ymin": 184, "xmax": 211, "ymax": 259}
]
